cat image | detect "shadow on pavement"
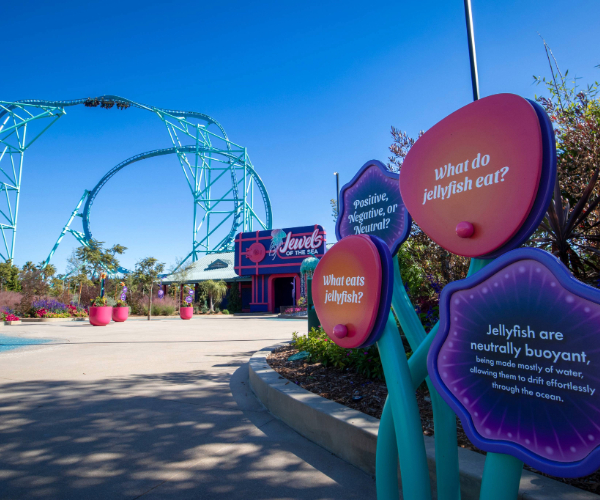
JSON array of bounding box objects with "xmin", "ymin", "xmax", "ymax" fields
[{"xmin": 0, "ymin": 363, "xmax": 375, "ymax": 499}]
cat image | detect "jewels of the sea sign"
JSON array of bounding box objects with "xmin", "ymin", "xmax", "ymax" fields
[
  {"xmin": 336, "ymin": 160, "xmax": 411, "ymax": 256},
  {"xmin": 428, "ymin": 248, "xmax": 600, "ymax": 477}
]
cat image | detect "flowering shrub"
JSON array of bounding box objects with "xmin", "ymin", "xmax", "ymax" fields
[
  {"xmin": 283, "ymin": 306, "xmax": 307, "ymax": 314},
  {"xmin": 292, "ymin": 327, "xmax": 390, "ymax": 380},
  {"xmin": 32, "ymin": 299, "xmax": 68, "ymax": 313},
  {"xmin": 90, "ymin": 296, "xmax": 107, "ymax": 307},
  {"xmin": 2, "ymin": 313, "xmax": 20, "ymax": 321},
  {"xmin": 68, "ymin": 304, "xmax": 88, "ymax": 317},
  {"xmin": 30, "ymin": 299, "xmax": 73, "ymax": 318},
  {"xmin": 114, "ymin": 299, "xmax": 127, "ymax": 308}
]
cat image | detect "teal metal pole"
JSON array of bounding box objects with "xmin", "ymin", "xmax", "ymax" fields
[
  {"xmin": 377, "ymin": 312, "xmax": 432, "ymax": 500},
  {"xmin": 376, "ymin": 257, "xmax": 493, "ymax": 499},
  {"xmin": 479, "ymin": 453, "xmax": 523, "ymax": 500},
  {"xmin": 376, "ymin": 261, "xmax": 460, "ymax": 500},
  {"xmin": 375, "ymin": 400, "xmax": 400, "ymax": 500}
]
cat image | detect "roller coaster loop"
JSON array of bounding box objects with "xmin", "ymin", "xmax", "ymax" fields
[{"xmin": 0, "ymin": 96, "xmax": 272, "ymax": 272}]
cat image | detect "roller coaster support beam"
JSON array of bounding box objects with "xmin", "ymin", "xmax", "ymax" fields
[
  {"xmin": 43, "ymin": 190, "xmax": 89, "ymax": 269},
  {"xmin": 0, "ymin": 102, "xmax": 65, "ymax": 262}
]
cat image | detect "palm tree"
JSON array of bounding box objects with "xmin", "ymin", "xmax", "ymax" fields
[{"xmin": 201, "ymin": 280, "xmax": 228, "ymax": 312}]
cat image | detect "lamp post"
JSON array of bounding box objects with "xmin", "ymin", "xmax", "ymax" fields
[
  {"xmin": 463, "ymin": 0, "xmax": 480, "ymax": 101},
  {"xmin": 333, "ymin": 172, "xmax": 340, "ymax": 215}
]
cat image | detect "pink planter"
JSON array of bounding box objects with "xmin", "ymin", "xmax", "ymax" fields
[
  {"xmin": 112, "ymin": 306, "xmax": 129, "ymax": 322},
  {"xmin": 180, "ymin": 307, "xmax": 193, "ymax": 320},
  {"xmin": 89, "ymin": 306, "xmax": 113, "ymax": 326}
]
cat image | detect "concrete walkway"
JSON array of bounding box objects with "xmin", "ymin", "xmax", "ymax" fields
[{"xmin": 0, "ymin": 317, "xmax": 376, "ymax": 500}]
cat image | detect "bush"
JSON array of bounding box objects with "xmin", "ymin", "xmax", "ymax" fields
[
  {"xmin": 227, "ymin": 284, "xmax": 242, "ymax": 313},
  {"xmin": 138, "ymin": 296, "xmax": 177, "ymax": 316},
  {"xmin": 292, "ymin": 327, "xmax": 393, "ymax": 380},
  {"xmin": 0, "ymin": 291, "xmax": 22, "ymax": 315},
  {"xmin": 221, "ymin": 309, "xmax": 229, "ymax": 315},
  {"xmin": 146, "ymin": 303, "xmax": 176, "ymax": 316},
  {"xmin": 161, "ymin": 305, "xmax": 175, "ymax": 316}
]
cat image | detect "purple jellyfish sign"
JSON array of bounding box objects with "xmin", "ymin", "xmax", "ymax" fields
[
  {"xmin": 158, "ymin": 289, "xmax": 164, "ymax": 299},
  {"xmin": 428, "ymin": 248, "xmax": 600, "ymax": 477},
  {"xmin": 336, "ymin": 160, "xmax": 411, "ymax": 255}
]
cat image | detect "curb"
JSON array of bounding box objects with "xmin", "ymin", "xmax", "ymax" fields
[
  {"xmin": 20, "ymin": 318, "xmax": 87, "ymax": 323},
  {"xmin": 248, "ymin": 345, "xmax": 596, "ymax": 500}
]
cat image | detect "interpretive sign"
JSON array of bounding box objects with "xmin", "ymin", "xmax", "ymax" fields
[
  {"xmin": 399, "ymin": 94, "xmax": 546, "ymax": 257},
  {"xmin": 313, "ymin": 235, "xmax": 383, "ymax": 349},
  {"xmin": 336, "ymin": 160, "xmax": 411, "ymax": 256},
  {"xmin": 428, "ymin": 248, "xmax": 600, "ymax": 477}
]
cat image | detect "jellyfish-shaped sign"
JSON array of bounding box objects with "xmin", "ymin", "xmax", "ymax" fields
[{"xmin": 269, "ymin": 229, "xmax": 287, "ymax": 259}]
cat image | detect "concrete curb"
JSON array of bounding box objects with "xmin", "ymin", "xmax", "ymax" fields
[
  {"xmin": 249, "ymin": 345, "xmax": 596, "ymax": 500},
  {"xmin": 21, "ymin": 318, "xmax": 87, "ymax": 323}
]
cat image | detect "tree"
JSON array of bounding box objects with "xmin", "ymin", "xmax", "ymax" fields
[
  {"xmin": 0, "ymin": 260, "xmax": 21, "ymax": 291},
  {"xmin": 167, "ymin": 257, "xmax": 195, "ymax": 310},
  {"xmin": 76, "ymin": 239, "xmax": 127, "ymax": 280},
  {"xmin": 22, "ymin": 261, "xmax": 36, "ymax": 272},
  {"xmin": 227, "ymin": 282, "xmax": 242, "ymax": 313},
  {"xmin": 132, "ymin": 257, "xmax": 165, "ymax": 320},
  {"xmin": 19, "ymin": 264, "xmax": 50, "ymax": 316},
  {"xmin": 38, "ymin": 262, "xmax": 56, "ymax": 282},
  {"xmin": 530, "ymin": 42, "xmax": 600, "ymax": 283},
  {"xmin": 200, "ymin": 280, "xmax": 228, "ymax": 312}
]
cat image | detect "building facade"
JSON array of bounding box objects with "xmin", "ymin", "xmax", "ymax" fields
[{"xmin": 234, "ymin": 225, "xmax": 326, "ymax": 313}]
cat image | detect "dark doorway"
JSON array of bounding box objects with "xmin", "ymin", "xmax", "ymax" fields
[
  {"xmin": 273, "ymin": 277, "xmax": 295, "ymax": 313},
  {"xmin": 241, "ymin": 286, "xmax": 252, "ymax": 312}
]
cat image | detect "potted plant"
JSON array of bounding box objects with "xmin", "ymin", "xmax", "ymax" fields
[
  {"xmin": 112, "ymin": 281, "xmax": 129, "ymax": 322},
  {"xmin": 112, "ymin": 299, "xmax": 129, "ymax": 322},
  {"xmin": 89, "ymin": 296, "xmax": 112, "ymax": 326},
  {"xmin": 180, "ymin": 285, "xmax": 194, "ymax": 320}
]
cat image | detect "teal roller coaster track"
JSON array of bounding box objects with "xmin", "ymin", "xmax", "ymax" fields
[{"xmin": 0, "ymin": 96, "xmax": 272, "ymax": 273}]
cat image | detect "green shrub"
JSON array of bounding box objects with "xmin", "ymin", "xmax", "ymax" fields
[
  {"xmin": 291, "ymin": 327, "xmax": 396, "ymax": 380},
  {"xmin": 221, "ymin": 309, "xmax": 229, "ymax": 315},
  {"xmin": 160, "ymin": 305, "xmax": 175, "ymax": 316}
]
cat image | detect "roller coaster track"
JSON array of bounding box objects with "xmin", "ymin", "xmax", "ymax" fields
[{"xmin": 0, "ymin": 96, "xmax": 272, "ymax": 271}]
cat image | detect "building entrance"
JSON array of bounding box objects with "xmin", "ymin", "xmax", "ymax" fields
[{"xmin": 272, "ymin": 277, "xmax": 295, "ymax": 313}]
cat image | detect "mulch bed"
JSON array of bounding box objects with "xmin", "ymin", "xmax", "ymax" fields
[{"xmin": 267, "ymin": 344, "xmax": 600, "ymax": 495}]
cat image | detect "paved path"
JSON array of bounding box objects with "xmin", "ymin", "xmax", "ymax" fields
[{"xmin": 0, "ymin": 317, "xmax": 376, "ymax": 499}]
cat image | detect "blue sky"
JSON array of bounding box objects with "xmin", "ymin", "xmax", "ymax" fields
[{"xmin": 4, "ymin": 0, "xmax": 599, "ymax": 273}]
